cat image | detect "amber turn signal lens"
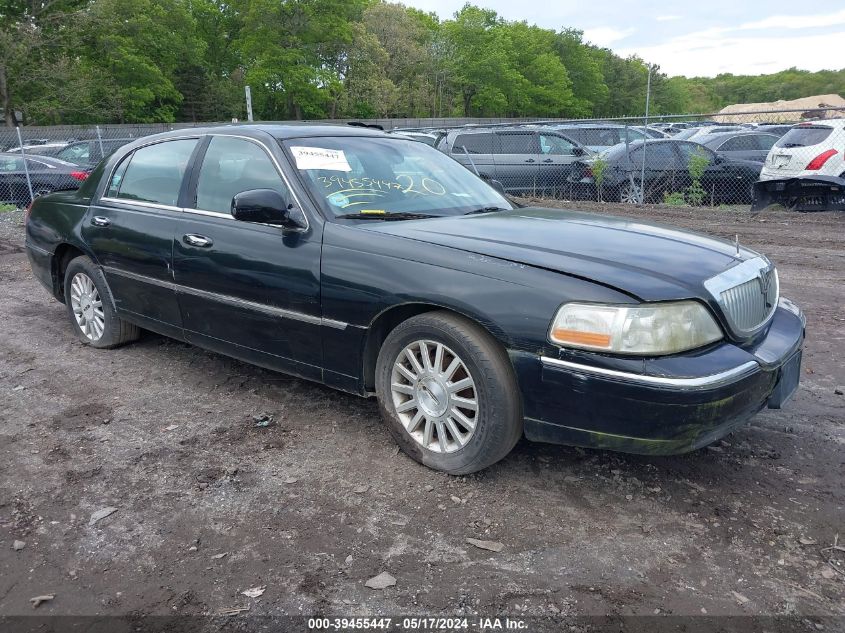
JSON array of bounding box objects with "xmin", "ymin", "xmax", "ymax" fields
[{"xmin": 551, "ymin": 328, "xmax": 611, "ymax": 348}]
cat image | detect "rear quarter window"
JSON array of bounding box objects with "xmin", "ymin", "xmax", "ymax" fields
[{"xmin": 451, "ymin": 133, "xmax": 493, "ymax": 155}]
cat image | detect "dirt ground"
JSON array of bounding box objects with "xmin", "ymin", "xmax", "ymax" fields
[{"xmin": 1, "ymin": 201, "xmax": 843, "ymax": 630}]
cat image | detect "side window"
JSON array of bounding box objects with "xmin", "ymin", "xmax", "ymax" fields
[
  {"xmin": 631, "ymin": 143, "xmax": 679, "ymax": 166},
  {"xmin": 451, "ymin": 133, "xmax": 493, "ymax": 155},
  {"xmin": 675, "ymin": 142, "xmax": 713, "ymax": 167},
  {"xmin": 106, "ymin": 154, "xmax": 131, "ymax": 198},
  {"xmin": 496, "ymin": 132, "xmax": 538, "ymax": 154},
  {"xmin": 720, "ymin": 136, "xmax": 755, "ymax": 151},
  {"xmin": 57, "ymin": 143, "xmax": 90, "ymax": 163},
  {"xmin": 755, "ymin": 135, "xmax": 778, "ymax": 150},
  {"xmin": 539, "ymin": 134, "xmax": 575, "ymax": 155},
  {"xmin": 0, "ymin": 157, "xmax": 24, "ymax": 171},
  {"xmin": 195, "ymin": 136, "xmax": 288, "ymax": 214},
  {"xmin": 115, "ymin": 139, "xmax": 198, "ymax": 206}
]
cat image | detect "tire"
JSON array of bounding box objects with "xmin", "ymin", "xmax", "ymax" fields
[
  {"xmin": 63, "ymin": 255, "xmax": 140, "ymax": 349},
  {"xmin": 375, "ymin": 311, "xmax": 522, "ymax": 474},
  {"xmin": 619, "ymin": 179, "xmax": 643, "ymax": 204}
]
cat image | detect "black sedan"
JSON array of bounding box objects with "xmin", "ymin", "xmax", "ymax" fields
[
  {"xmin": 568, "ymin": 139, "xmax": 764, "ymax": 204},
  {"xmin": 25, "ymin": 126, "xmax": 804, "ymax": 474},
  {"xmin": 0, "ymin": 153, "xmax": 88, "ymax": 206}
]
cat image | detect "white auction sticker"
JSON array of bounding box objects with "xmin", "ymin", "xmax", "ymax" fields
[{"xmin": 290, "ymin": 146, "xmax": 352, "ymax": 172}]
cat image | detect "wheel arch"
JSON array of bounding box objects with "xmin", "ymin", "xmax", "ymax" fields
[
  {"xmin": 51, "ymin": 243, "xmax": 92, "ymax": 303},
  {"xmin": 360, "ymin": 302, "xmax": 511, "ymax": 393}
]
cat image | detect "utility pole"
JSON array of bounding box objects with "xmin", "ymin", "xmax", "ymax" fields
[{"xmin": 245, "ymin": 86, "xmax": 254, "ymax": 122}]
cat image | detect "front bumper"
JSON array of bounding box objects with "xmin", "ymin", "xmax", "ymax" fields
[{"xmin": 512, "ymin": 299, "xmax": 805, "ymax": 455}]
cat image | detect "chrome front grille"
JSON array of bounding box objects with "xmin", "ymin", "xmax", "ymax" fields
[{"xmin": 704, "ymin": 257, "xmax": 779, "ymax": 336}]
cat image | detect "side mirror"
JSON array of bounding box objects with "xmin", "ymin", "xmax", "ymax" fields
[
  {"xmin": 714, "ymin": 153, "xmax": 725, "ymax": 164},
  {"xmin": 572, "ymin": 147, "xmax": 585, "ymax": 156},
  {"xmin": 231, "ymin": 189, "xmax": 305, "ymax": 230}
]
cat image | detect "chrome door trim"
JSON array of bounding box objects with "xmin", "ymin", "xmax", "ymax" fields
[
  {"xmin": 99, "ymin": 197, "xmax": 182, "ymax": 213},
  {"xmin": 103, "ymin": 266, "xmax": 351, "ymax": 330},
  {"xmin": 540, "ymin": 356, "xmax": 759, "ymax": 389}
]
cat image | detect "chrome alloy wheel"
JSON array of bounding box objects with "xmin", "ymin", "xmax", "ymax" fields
[
  {"xmin": 69, "ymin": 272, "xmax": 105, "ymax": 341},
  {"xmin": 620, "ymin": 180, "xmax": 643, "ymax": 204},
  {"xmin": 391, "ymin": 340, "xmax": 479, "ymax": 454}
]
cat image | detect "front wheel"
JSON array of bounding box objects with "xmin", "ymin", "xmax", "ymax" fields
[
  {"xmin": 63, "ymin": 256, "xmax": 140, "ymax": 348},
  {"xmin": 619, "ymin": 179, "xmax": 644, "ymax": 204},
  {"xmin": 375, "ymin": 311, "xmax": 522, "ymax": 474}
]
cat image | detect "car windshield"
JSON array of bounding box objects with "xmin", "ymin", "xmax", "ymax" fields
[{"xmin": 285, "ymin": 136, "xmax": 513, "ymax": 218}]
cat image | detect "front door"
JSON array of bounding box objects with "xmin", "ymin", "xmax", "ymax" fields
[
  {"xmin": 493, "ymin": 131, "xmax": 541, "ymax": 195},
  {"xmin": 172, "ymin": 134, "xmax": 323, "ymax": 380},
  {"xmin": 82, "ymin": 137, "xmax": 200, "ymax": 336},
  {"xmin": 537, "ymin": 132, "xmax": 580, "ymax": 197}
]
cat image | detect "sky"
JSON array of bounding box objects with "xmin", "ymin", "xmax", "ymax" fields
[{"xmin": 402, "ymin": 0, "xmax": 845, "ymax": 77}]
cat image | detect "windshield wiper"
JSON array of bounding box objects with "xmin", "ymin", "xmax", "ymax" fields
[
  {"xmin": 335, "ymin": 211, "xmax": 440, "ymax": 221},
  {"xmin": 463, "ymin": 207, "xmax": 510, "ymax": 216}
]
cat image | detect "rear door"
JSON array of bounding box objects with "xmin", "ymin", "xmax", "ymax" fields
[
  {"xmin": 493, "ymin": 131, "xmax": 540, "ymax": 195},
  {"xmin": 83, "ymin": 137, "xmax": 200, "ymax": 335},
  {"xmin": 448, "ymin": 133, "xmax": 495, "ymax": 179}
]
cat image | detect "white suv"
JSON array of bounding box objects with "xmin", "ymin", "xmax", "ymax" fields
[{"xmin": 760, "ymin": 119, "xmax": 845, "ymax": 181}]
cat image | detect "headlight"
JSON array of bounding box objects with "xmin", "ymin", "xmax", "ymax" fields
[{"xmin": 549, "ymin": 301, "xmax": 723, "ymax": 355}]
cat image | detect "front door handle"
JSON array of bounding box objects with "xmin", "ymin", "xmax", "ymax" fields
[
  {"xmin": 524, "ymin": 158, "xmax": 536, "ymax": 163},
  {"xmin": 542, "ymin": 158, "xmax": 553, "ymax": 163},
  {"xmin": 91, "ymin": 216, "xmax": 111, "ymax": 227},
  {"xmin": 183, "ymin": 234, "xmax": 213, "ymax": 248}
]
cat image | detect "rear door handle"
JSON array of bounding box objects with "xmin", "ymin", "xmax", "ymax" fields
[
  {"xmin": 542, "ymin": 159, "xmax": 553, "ymax": 163},
  {"xmin": 91, "ymin": 216, "xmax": 111, "ymax": 227},
  {"xmin": 183, "ymin": 234, "xmax": 213, "ymax": 248},
  {"xmin": 524, "ymin": 159, "xmax": 536, "ymax": 163}
]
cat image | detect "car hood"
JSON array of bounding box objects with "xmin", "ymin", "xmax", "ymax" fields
[{"xmin": 358, "ymin": 207, "xmax": 757, "ymax": 301}]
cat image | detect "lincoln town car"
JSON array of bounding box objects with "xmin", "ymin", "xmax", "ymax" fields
[{"xmin": 24, "ymin": 125, "xmax": 805, "ymax": 474}]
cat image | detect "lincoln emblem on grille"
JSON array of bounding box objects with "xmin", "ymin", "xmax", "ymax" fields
[{"xmin": 759, "ymin": 266, "xmax": 774, "ymax": 307}]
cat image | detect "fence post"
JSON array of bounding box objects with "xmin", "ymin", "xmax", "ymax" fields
[
  {"xmin": 15, "ymin": 126, "xmax": 35, "ymax": 206},
  {"xmin": 639, "ymin": 65, "xmax": 652, "ymax": 204},
  {"xmin": 96, "ymin": 125, "xmax": 105, "ymax": 156}
]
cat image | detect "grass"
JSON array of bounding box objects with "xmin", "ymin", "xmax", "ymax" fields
[{"xmin": 0, "ymin": 203, "xmax": 19, "ymax": 213}]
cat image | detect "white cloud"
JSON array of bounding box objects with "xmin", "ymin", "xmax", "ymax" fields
[
  {"xmin": 619, "ymin": 29, "xmax": 845, "ymax": 77},
  {"xmin": 738, "ymin": 9, "xmax": 845, "ymax": 30},
  {"xmin": 656, "ymin": 15, "xmax": 681, "ymax": 22},
  {"xmin": 582, "ymin": 27, "xmax": 635, "ymax": 47}
]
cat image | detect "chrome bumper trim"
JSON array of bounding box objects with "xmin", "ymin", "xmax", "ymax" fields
[{"xmin": 540, "ymin": 357, "xmax": 760, "ymax": 389}]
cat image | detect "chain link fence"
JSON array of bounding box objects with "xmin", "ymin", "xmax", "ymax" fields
[{"xmin": 2, "ymin": 107, "xmax": 844, "ymax": 210}]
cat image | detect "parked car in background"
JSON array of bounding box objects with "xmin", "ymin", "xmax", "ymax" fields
[
  {"xmin": 636, "ymin": 126, "xmax": 670, "ymax": 139},
  {"xmin": 55, "ymin": 138, "xmax": 134, "ymax": 171},
  {"xmin": 568, "ymin": 139, "xmax": 762, "ymax": 204},
  {"xmin": 695, "ymin": 131, "xmax": 781, "ymax": 163},
  {"xmin": 391, "ymin": 130, "xmax": 443, "ymax": 147},
  {"xmin": 0, "ymin": 153, "xmax": 88, "ymax": 206},
  {"xmin": 8, "ymin": 142, "xmax": 70, "ymax": 158},
  {"xmin": 759, "ymin": 119, "xmax": 845, "ymax": 181},
  {"xmin": 25, "ymin": 124, "xmax": 804, "ymax": 474},
  {"xmin": 752, "ymin": 124, "xmax": 794, "ymax": 136},
  {"xmin": 673, "ymin": 125, "xmax": 750, "ymax": 141},
  {"xmin": 437, "ymin": 127, "xmax": 590, "ymax": 196},
  {"xmin": 546, "ymin": 123, "xmax": 650, "ymax": 152}
]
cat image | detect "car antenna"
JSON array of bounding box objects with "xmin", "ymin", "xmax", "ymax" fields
[
  {"xmin": 461, "ymin": 145, "xmax": 480, "ymax": 176},
  {"xmin": 735, "ymin": 234, "xmax": 741, "ymax": 258}
]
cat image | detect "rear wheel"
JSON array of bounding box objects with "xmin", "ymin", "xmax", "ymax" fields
[
  {"xmin": 63, "ymin": 256, "xmax": 140, "ymax": 348},
  {"xmin": 375, "ymin": 311, "xmax": 522, "ymax": 474}
]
